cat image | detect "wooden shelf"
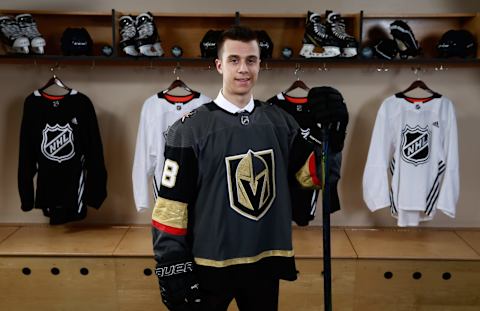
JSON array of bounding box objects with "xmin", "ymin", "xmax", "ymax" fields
[
  {"xmin": 0, "ymin": 9, "xmax": 478, "ymax": 63},
  {"xmin": 0, "ymin": 54, "xmax": 478, "ymax": 68}
]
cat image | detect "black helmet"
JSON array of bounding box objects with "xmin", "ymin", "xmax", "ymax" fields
[
  {"xmin": 200, "ymin": 29, "xmax": 222, "ymax": 58},
  {"xmin": 437, "ymin": 29, "xmax": 476, "ymax": 58},
  {"xmin": 255, "ymin": 30, "xmax": 273, "ymax": 59},
  {"xmin": 60, "ymin": 28, "xmax": 93, "ymax": 55}
]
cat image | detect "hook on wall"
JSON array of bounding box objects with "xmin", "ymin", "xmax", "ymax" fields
[
  {"xmin": 262, "ymin": 62, "xmax": 271, "ymax": 71},
  {"xmin": 318, "ymin": 62, "xmax": 328, "ymax": 72},
  {"xmin": 173, "ymin": 62, "xmax": 182, "ymax": 80},
  {"xmin": 377, "ymin": 63, "xmax": 389, "ymax": 72},
  {"xmin": 434, "ymin": 64, "xmax": 448, "ymax": 71},
  {"xmin": 50, "ymin": 61, "xmax": 60, "ymax": 77},
  {"xmin": 294, "ymin": 63, "xmax": 302, "ymax": 80},
  {"xmin": 411, "ymin": 66, "xmax": 423, "ymax": 80}
]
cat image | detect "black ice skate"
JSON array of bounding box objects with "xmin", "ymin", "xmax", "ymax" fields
[
  {"xmin": 135, "ymin": 12, "xmax": 164, "ymax": 57},
  {"xmin": 119, "ymin": 15, "xmax": 139, "ymax": 56},
  {"xmin": 300, "ymin": 11, "xmax": 340, "ymax": 58},
  {"xmin": 16, "ymin": 14, "xmax": 45, "ymax": 54},
  {"xmin": 390, "ymin": 20, "xmax": 420, "ymax": 59},
  {"xmin": 0, "ymin": 15, "xmax": 30, "ymax": 54},
  {"xmin": 325, "ymin": 11, "xmax": 358, "ymax": 58}
]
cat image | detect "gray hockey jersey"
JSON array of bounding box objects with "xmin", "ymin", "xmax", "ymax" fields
[{"xmin": 152, "ymin": 100, "xmax": 320, "ymax": 289}]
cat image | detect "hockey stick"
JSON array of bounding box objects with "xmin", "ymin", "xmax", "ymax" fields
[{"xmin": 319, "ymin": 129, "xmax": 332, "ymax": 311}]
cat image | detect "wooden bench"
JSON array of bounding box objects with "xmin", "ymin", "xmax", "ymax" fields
[{"xmin": 0, "ymin": 225, "xmax": 479, "ymax": 310}]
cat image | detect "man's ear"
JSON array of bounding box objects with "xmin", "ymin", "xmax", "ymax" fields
[{"xmin": 215, "ymin": 58, "xmax": 223, "ymax": 74}]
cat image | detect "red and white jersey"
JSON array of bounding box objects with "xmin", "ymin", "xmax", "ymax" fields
[
  {"xmin": 132, "ymin": 91, "xmax": 211, "ymax": 211},
  {"xmin": 363, "ymin": 94, "xmax": 459, "ymax": 226}
]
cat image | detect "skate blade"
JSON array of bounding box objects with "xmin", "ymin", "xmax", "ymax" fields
[
  {"xmin": 300, "ymin": 44, "xmax": 340, "ymax": 58},
  {"xmin": 152, "ymin": 42, "xmax": 164, "ymax": 57},
  {"xmin": 31, "ymin": 46, "xmax": 45, "ymax": 54},
  {"xmin": 123, "ymin": 45, "xmax": 139, "ymax": 56},
  {"xmin": 340, "ymin": 47, "xmax": 357, "ymax": 58},
  {"xmin": 139, "ymin": 44, "xmax": 163, "ymax": 57},
  {"xmin": 9, "ymin": 46, "xmax": 29, "ymax": 54}
]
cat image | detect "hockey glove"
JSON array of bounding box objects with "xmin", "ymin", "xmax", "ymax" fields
[
  {"xmin": 155, "ymin": 259, "xmax": 202, "ymax": 311},
  {"xmin": 307, "ymin": 86, "xmax": 349, "ymax": 153}
]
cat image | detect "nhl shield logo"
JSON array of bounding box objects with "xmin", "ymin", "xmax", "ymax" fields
[
  {"xmin": 41, "ymin": 124, "xmax": 75, "ymax": 163},
  {"xmin": 225, "ymin": 149, "xmax": 276, "ymax": 220},
  {"xmin": 401, "ymin": 125, "xmax": 430, "ymax": 166},
  {"xmin": 240, "ymin": 115, "xmax": 250, "ymax": 125}
]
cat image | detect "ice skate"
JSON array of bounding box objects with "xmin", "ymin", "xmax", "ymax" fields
[
  {"xmin": 16, "ymin": 14, "xmax": 45, "ymax": 54},
  {"xmin": 300, "ymin": 11, "xmax": 340, "ymax": 58},
  {"xmin": 119, "ymin": 15, "xmax": 139, "ymax": 56},
  {"xmin": 325, "ymin": 11, "xmax": 358, "ymax": 58},
  {"xmin": 0, "ymin": 15, "xmax": 30, "ymax": 54},
  {"xmin": 135, "ymin": 12, "xmax": 164, "ymax": 57}
]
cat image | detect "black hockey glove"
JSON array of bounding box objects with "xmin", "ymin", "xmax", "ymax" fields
[
  {"xmin": 155, "ymin": 259, "xmax": 202, "ymax": 311},
  {"xmin": 307, "ymin": 86, "xmax": 349, "ymax": 153}
]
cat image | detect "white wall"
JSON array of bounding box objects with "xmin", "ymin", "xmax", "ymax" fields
[
  {"xmin": 1, "ymin": 1, "xmax": 479, "ymax": 227},
  {"xmin": 1, "ymin": 0, "xmax": 479, "ymax": 14}
]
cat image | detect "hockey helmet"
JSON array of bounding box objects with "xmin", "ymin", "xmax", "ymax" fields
[
  {"xmin": 256, "ymin": 30, "xmax": 273, "ymax": 59},
  {"xmin": 60, "ymin": 28, "xmax": 93, "ymax": 55},
  {"xmin": 437, "ymin": 29, "xmax": 476, "ymax": 58},
  {"xmin": 307, "ymin": 86, "xmax": 349, "ymax": 153},
  {"xmin": 373, "ymin": 39, "xmax": 398, "ymax": 60},
  {"xmin": 200, "ymin": 29, "xmax": 222, "ymax": 58}
]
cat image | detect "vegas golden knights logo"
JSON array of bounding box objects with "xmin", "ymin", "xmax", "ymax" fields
[{"xmin": 225, "ymin": 149, "xmax": 275, "ymax": 220}]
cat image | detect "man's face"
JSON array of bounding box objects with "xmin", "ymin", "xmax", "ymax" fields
[{"xmin": 215, "ymin": 39, "xmax": 260, "ymax": 98}]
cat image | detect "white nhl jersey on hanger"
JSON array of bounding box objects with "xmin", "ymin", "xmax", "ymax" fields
[
  {"xmin": 363, "ymin": 94, "xmax": 459, "ymax": 226},
  {"xmin": 132, "ymin": 91, "xmax": 211, "ymax": 212}
]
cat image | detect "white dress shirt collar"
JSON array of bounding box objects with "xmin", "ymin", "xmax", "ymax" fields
[{"xmin": 214, "ymin": 89, "xmax": 254, "ymax": 113}]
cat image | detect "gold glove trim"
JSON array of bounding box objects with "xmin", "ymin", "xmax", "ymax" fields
[{"xmin": 296, "ymin": 152, "xmax": 321, "ymax": 189}]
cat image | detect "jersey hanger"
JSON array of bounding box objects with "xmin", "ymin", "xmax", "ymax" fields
[
  {"xmin": 284, "ymin": 64, "xmax": 310, "ymax": 95},
  {"xmin": 397, "ymin": 80, "xmax": 441, "ymax": 98},
  {"xmin": 284, "ymin": 79, "xmax": 310, "ymax": 95},
  {"xmin": 163, "ymin": 77, "xmax": 194, "ymax": 95},
  {"xmin": 163, "ymin": 63, "xmax": 196, "ymax": 95},
  {"xmin": 397, "ymin": 67, "xmax": 441, "ymax": 99},
  {"xmin": 39, "ymin": 67, "xmax": 71, "ymax": 95}
]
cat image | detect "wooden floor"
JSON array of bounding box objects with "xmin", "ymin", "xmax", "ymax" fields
[{"xmin": 0, "ymin": 225, "xmax": 479, "ymax": 310}]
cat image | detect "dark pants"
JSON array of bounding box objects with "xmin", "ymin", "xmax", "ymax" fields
[{"xmin": 200, "ymin": 277, "xmax": 279, "ymax": 311}]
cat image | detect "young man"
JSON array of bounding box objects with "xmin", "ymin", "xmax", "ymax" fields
[{"xmin": 152, "ymin": 26, "xmax": 320, "ymax": 311}]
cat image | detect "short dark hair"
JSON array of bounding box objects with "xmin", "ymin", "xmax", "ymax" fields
[{"xmin": 216, "ymin": 25, "xmax": 259, "ymax": 58}]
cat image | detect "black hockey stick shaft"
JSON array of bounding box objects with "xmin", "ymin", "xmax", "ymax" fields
[{"xmin": 321, "ymin": 129, "xmax": 332, "ymax": 311}]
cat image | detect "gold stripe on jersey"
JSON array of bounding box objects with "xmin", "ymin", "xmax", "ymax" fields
[
  {"xmin": 152, "ymin": 197, "xmax": 188, "ymax": 229},
  {"xmin": 194, "ymin": 249, "xmax": 294, "ymax": 268}
]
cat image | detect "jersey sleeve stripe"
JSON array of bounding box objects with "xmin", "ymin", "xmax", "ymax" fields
[
  {"xmin": 152, "ymin": 220, "xmax": 187, "ymax": 236},
  {"xmin": 152, "ymin": 197, "xmax": 188, "ymax": 229}
]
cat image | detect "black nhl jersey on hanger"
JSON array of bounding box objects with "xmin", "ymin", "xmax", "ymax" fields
[
  {"xmin": 268, "ymin": 92, "xmax": 343, "ymax": 225},
  {"xmin": 18, "ymin": 90, "xmax": 107, "ymax": 224}
]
